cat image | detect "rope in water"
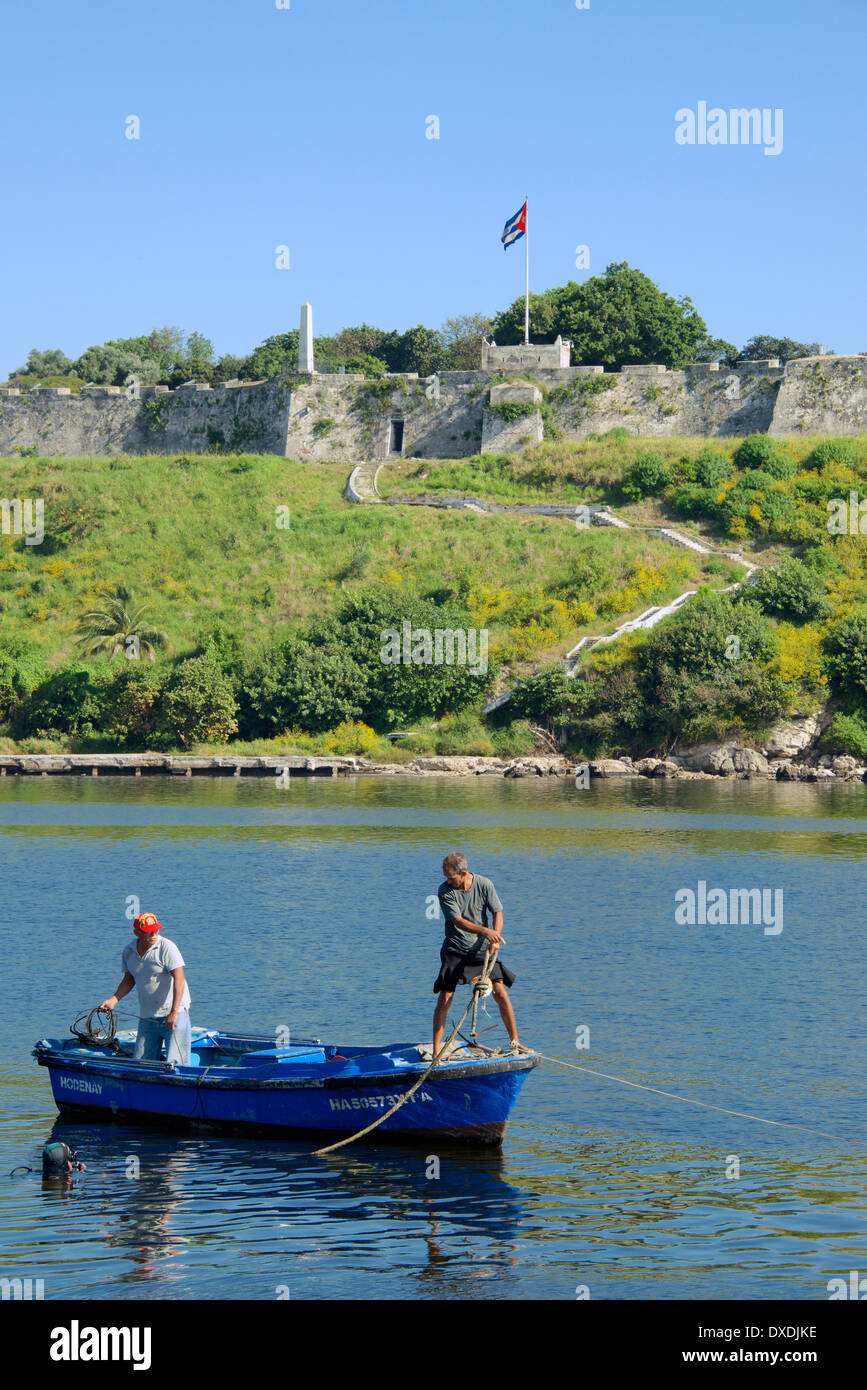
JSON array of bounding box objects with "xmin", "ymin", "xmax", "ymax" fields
[
  {"xmin": 312, "ymin": 948, "xmax": 495, "ymax": 1157},
  {"xmin": 535, "ymin": 1052, "xmax": 857, "ymax": 1144}
]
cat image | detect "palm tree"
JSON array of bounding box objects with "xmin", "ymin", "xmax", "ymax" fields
[{"xmin": 76, "ymin": 585, "xmax": 167, "ymax": 662}]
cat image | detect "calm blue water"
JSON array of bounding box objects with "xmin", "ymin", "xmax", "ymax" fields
[{"xmin": 0, "ymin": 775, "xmax": 865, "ymax": 1300}]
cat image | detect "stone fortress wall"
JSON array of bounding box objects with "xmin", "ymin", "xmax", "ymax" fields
[{"xmin": 1, "ymin": 342, "xmax": 864, "ymax": 461}]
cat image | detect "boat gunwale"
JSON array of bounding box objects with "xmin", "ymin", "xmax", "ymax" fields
[{"xmin": 33, "ymin": 1042, "xmax": 539, "ymax": 1090}]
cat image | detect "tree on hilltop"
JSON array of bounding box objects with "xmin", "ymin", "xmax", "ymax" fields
[
  {"xmin": 692, "ymin": 333, "xmax": 738, "ymax": 366},
  {"xmin": 737, "ymin": 335, "xmax": 827, "ymax": 363},
  {"xmin": 73, "ymin": 343, "xmax": 162, "ymax": 386},
  {"xmin": 440, "ymin": 313, "xmax": 493, "ymax": 369},
  {"xmin": 12, "ymin": 348, "xmax": 74, "ymax": 378},
  {"xmin": 107, "ymin": 326, "xmax": 186, "ymax": 376},
  {"xmin": 240, "ymin": 331, "xmax": 300, "ymax": 379},
  {"xmin": 329, "ymin": 324, "xmax": 391, "ymax": 362},
  {"xmin": 491, "ymin": 262, "xmax": 707, "ymax": 370},
  {"xmin": 386, "ymin": 324, "xmax": 448, "ymax": 376}
]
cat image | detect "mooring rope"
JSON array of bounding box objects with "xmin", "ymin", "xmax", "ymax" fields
[
  {"xmin": 312, "ymin": 948, "xmax": 496, "ymax": 1157},
  {"xmin": 535, "ymin": 1053, "xmax": 857, "ymax": 1144}
]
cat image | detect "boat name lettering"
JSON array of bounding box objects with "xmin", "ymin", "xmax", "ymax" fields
[
  {"xmin": 58, "ymin": 1076, "xmax": 103, "ymax": 1095},
  {"xmin": 328, "ymin": 1092, "xmax": 433, "ymax": 1111}
]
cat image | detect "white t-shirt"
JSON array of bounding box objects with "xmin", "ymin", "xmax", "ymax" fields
[{"xmin": 122, "ymin": 935, "xmax": 191, "ymax": 1019}]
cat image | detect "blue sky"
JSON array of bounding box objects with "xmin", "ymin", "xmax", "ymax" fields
[{"xmin": 1, "ymin": 0, "xmax": 864, "ymax": 376}]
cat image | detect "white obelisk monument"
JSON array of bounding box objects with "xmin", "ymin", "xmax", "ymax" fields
[{"xmin": 298, "ymin": 302, "xmax": 314, "ymax": 373}]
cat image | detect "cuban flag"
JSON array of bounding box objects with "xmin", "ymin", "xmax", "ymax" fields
[{"xmin": 501, "ymin": 201, "xmax": 527, "ymax": 249}]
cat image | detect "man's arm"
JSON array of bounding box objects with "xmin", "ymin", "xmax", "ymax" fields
[
  {"xmin": 448, "ymin": 913, "xmax": 504, "ymax": 946},
  {"xmin": 165, "ymin": 968, "xmax": 186, "ymax": 1030},
  {"xmin": 490, "ymin": 909, "xmax": 504, "ymax": 952},
  {"xmin": 100, "ymin": 971, "xmax": 135, "ymax": 1011}
]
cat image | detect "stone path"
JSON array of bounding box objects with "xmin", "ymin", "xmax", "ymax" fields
[
  {"xmin": 345, "ymin": 464, "xmax": 760, "ymax": 710},
  {"xmin": 346, "ymin": 462, "xmax": 382, "ymax": 502}
]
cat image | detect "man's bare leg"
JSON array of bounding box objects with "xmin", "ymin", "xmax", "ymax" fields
[
  {"xmin": 491, "ymin": 981, "xmax": 522, "ymax": 1048},
  {"xmin": 433, "ymin": 989, "xmax": 454, "ymax": 1059}
]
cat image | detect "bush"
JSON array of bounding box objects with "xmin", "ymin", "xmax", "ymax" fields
[
  {"xmin": 694, "ymin": 448, "xmax": 732, "ymax": 487},
  {"xmin": 311, "ymin": 588, "xmax": 497, "ymax": 726},
  {"xmin": 748, "ymin": 557, "xmax": 830, "ymax": 622},
  {"xmin": 792, "ymin": 471, "xmax": 840, "ymax": 503},
  {"xmin": 398, "ymin": 729, "xmax": 438, "ymax": 755},
  {"xmin": 621, "ymin": 451, "xmax": 671, "ymax": 501},
  {"xmin": 762, "ymin": 451, "xmax": 797, "ymax": 480},
  {"xmin": 808, "ymin": 439, "xmax": 858, "ymax": 471},
  {"xmin": 435, "ymin": 711, "xmax": 494, "ymax": 756},
  {"xmin": 735, "ymin": 468, "xmax": 777, "ymax": 493},
  {"xmin": 14, "ymin": 663, "xmax": 110, "ymax": 741},
  {"xmin": 342, "ymin": 354, "xmax": 388, "ymax": 378},
  {"xmin": 733, "ymin": 435, "xmax": 780, "ymax": 471},
  {"xmin": 800, "ymin": 543, "xmax": 844, "ymax": 578},
  {"xmin": 491, "ymin": 719, "xmax": 537, "ymax": 757},
  {"xmin": 764, "ymin": 622, "xmax": 827, "ymax": 706},
  {"xmin": 320, "ymin": 720, "xmax": 388, "ymax": 755},
  {"xmin": 239, "ymin": 638, "xmax": 367, "ymax": 738},
  {"xmin": 671, "ymin": 483, "xmax": 717, "ymax": 519},
  {"xmin": 632, "ymin": 590, "xmax": 785, "ymax": 742},
  {"xmin": 508, "ymin": 664, "xmax": 590, "ymax": 722},
  {"xmin": 0, "ymin": 638, "xmax": 46, "ymax": 723},
  {"xmin": 757, "ymin": 489, "xmax": 799, "ymax": 537},
  {"xmin": 104, "ymin": 663, "xmax": 165, "ymax": 746},
  {"xmin": 823, "ymin": 611, "xmax": 867, "ymax": 702},
  {"xmin": 825, "ymin": 711, "xmax": 867, "ymax": 758},
  {"xmin": 161, "ymin": 654, "xmax": 238, "ymax": 748}
]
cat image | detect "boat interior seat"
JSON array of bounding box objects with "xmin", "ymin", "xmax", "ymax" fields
[
  {"xmin": 238, "ymin": 1046, "xmax": 327, "ymax": 1066},
  {"xmin": 352, "ymin": 1052, "xmax": 406, "ymax": 1072}
]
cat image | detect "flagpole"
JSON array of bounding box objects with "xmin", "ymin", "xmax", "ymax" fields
[{"xmin": 524, "ymin": 196, "xmax": 530, "ymax": 345}]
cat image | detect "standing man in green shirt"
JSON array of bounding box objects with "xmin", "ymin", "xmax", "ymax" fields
[{"xmin": 433, "ymin": 851, "xmax": 524, "ymax": 1057}]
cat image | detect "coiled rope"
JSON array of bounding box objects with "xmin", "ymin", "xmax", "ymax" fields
[
  {"xmin": 70, "ymin": 1006, "xmax": 118, "ymax": 1046},
  {"xmin": 535, "ymin": 1053, "xmax": 857, "ymax": 1144},
  {"xmin": 313, "ymin": 948, "xmax": 496, "ymax": 1157}
]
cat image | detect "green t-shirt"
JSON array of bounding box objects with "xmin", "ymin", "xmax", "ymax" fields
[{"xmin": 438, "ymin": 873, "xmax": 503, "ymax": 959}]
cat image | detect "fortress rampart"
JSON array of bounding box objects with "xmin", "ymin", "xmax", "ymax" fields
[{"xmin": 0, "ymin": 356, "xmax": 864, "ymax": 459}]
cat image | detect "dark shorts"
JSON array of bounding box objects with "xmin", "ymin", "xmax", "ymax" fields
[{"xmin": 433, "ymin": 947, "xmax": 516, "ymax": 994}]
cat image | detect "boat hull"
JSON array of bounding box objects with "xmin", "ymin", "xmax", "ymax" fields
[{"xmin": 36, "ymin": 1041, "xmax": 536, "ymax": 1146}]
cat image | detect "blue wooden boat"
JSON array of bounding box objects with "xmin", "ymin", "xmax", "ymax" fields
[{"xmin": 33, "ymin": 1027, "xmax": 538, "ymax": 1146}]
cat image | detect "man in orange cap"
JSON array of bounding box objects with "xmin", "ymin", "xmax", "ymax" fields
[{"xmin": 100, "ymin": 911, "xmax": 192, "ymax": 1065}]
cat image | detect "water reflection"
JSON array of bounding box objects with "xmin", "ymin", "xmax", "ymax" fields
[{"xmin": 33, "ymin": 1118, "xmax": 527, "ymax": 1296}]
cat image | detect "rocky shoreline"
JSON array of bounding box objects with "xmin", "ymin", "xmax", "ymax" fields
[{"xmin": 0, "ymin": 745, "xmax": 864, "ymax": 783}]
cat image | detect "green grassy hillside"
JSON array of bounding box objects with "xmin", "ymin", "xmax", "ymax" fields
[
  {"xmin": 0, "ymin": 451, "xmax": 738, "ymax": 666},
  {"xmin": 2, "ymin": 434, "xmax": 866, "ymax": 759}
]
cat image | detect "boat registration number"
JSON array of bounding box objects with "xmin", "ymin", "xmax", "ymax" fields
[{"xmin": 329, "ymin": 1091, "xmax": 433, "ymax": 1112}]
